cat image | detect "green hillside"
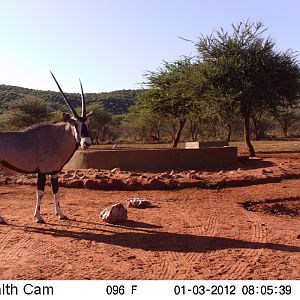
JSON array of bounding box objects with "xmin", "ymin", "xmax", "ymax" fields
[{"xmin": 0, "ymin": 84, "xmax": 139, "ymax": 114}]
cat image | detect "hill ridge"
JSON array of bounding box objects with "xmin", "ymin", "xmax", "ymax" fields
[{"xmin": 0, "ymin": 84, "xmax": 140, "ymax": 114}]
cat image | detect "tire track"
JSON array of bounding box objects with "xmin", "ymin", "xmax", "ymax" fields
[
  {"xmin": 157, "ymin": 204, "xmax": 188, "ymax": 279},
  {"xmin": 220, "ymin": 211, "xmax": 267, "ymax": 279},
  {"xmin": 181, "ymin": 213, "xmax": 219, "ymax": 264},
  {"xmin": 0, "ymin": 231, "xmax": 39, "ymax": 264},
  {"xmin": 158, "ymin": 201, "xmax": 220, "ymax": 279},
  {"xmin": 156, "ymin": 203, "xmax": 191, "ymax": 279},
  {"xmin": 159, "ymin": 255, "xmax": 179, "ymax": 280},
  {"xmin": 0, "ymin": 230, "xmax": 39, "ymax": 278},
  {"xmin": 233, "ymin": 213, "xmax": 267, "ymax": 279},
  {"xmin": 0, "ymin": 231, "xmax": 16, "ymax": 253},
  {"xmin": 5, "ymin": 235, "xmax": 39, "ymax": 261}
]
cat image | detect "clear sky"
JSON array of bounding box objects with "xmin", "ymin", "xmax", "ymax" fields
[{"xmin": 0, "ymin": 0, "xmax": 299, "ymax": 93}]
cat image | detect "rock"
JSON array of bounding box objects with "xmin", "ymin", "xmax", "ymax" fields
[
  {"xmin": 126, "ymin": 198, "xmax": 152, "ymax": 208},
  {"xmin": 123, "ymin": 178, "xmax": 143, "ymax": 190},
  {"xmin": 177, "ymin": 181, "xmax": 198, "ymax": 189},
  {"xmin": 61, "ymin": 180, "xmax": 84, "ymax": 189},
  {"xmin": 16, "ymin": 178, "xmax": 24, "ymax": 184},
  {"xmin": 159, "ymin": 172, "xmax": 172, "ymax": 179},
  {"xmin": 93, "ymin": 174, "xmax": 111, "ymax": 180},
  {"xmin": 65, "ymin": 169, "xmax": 75, "ymax": 174},
  {"xmin": 179, "ymin": 171, "xmax": 188, "ymax": 176},
  {"xmin": 111, "ymin": 168, "xmax": 121, "ymax": 173},
  {"xmin": 165, "ymin": 179, "xmax": 179, "ymax": 189},
  {"xmin": 74, "ymin": 170, "xmax": 83, "ymax": 175},
  {"xmin": 71, "ymin": 174, "xmax": 80, "ymax": 180},
  {"xmin": 100, "ymin": 203, "xmax": 128, "ymax": 223},
  {"xmin": 84, "ymin": 179, "xmax": 109, "ymax": 190},
  {"xmin": 108, "ymin": 178, "xmax": 128, "ymax": 190},
  {"xmin": 26, "ymin": 174, "xmax": 37, "ymax": 179},
  {"xmin": 262, "ymin": 169, "xmax": 273, "ymax": 174},
  {"xmin": 144, "ymin": 178, "xmax": 167, "ymax": 190},
  {"xmin": 0, "ymin": 176, "xmax": 12, "ymax": 185},
  {"xmin": 188, "ymin": 170, "xmax": 197, "ymax": 175},
  {"xmin": 62, "ymin": 173, "xmax": 73, "ymax": 179},
  {"xmin": 130, "ymin": 172, "xmax": 142, "ymax": 177},
  {"xmin": 188, "ymin": 173, "xmax": 201, "ymax": 179},
  {"xmin": 187, "ymin": 170, "xmax": 201, "ymax": 179}
]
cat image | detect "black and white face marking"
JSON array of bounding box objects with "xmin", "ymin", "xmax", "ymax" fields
[{"xmin": 75, "ymin": 118, "xmax": 92, "ymax": 150}]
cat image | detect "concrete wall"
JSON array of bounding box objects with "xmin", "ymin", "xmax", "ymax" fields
[
  {"xmin": 64, "ymin": 147, "xmax": 238, "ymax": 171},
  {"xmin": 185, "ymin": 141, "xmax": 229, "ymax": 149}
]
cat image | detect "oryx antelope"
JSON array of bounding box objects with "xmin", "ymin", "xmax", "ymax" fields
[{"xmin": 0, "ymin": 72, "xmax": 92, "ymax": 224}]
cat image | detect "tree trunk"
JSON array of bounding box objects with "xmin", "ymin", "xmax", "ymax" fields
[
  {"xmin": 226, "ymin": 124, "xmax": 232, "ymax": 142},
  {"xmin": 188, "ymin": 117, "xmax": 199, "ymax": 142},
  {"xmin": 251, "ymin": 112, "xmax": 263, "ymax": 141},
  {"xmin": 282, "ymin": 123, "xmax": 288, "ymax": 137},
  {"xmin": 172, "ymin": 118, "xmax": 186, "ymax": 148},
  {"xmin": 252, "ymin": 118, "xmax": 260, "ymax": 141},
  {"xmin": 156, "ymin": 126, "xmax": 161, "ymax": 143},
  {"xmin": 244, "ymin": 115, "xmax": 256, "ymax": 157}
]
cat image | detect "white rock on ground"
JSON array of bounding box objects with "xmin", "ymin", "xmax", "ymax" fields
[{"xmin": 100, "ymin": 203, "xmax": 128, "ymax": 223}]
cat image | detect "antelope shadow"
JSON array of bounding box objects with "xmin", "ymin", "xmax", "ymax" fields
[
  {"xmin": 13, "ymin": 222, "xmax": 300, "ymax": 254},
  {"xmin": 44, "ymin": 219, "xmax": 162, "ymax": 233}
]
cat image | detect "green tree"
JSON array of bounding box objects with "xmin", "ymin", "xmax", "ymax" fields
[
  {"xmin": 196, "ymin": 21, "xmax": 300, "ymax": 156},
  {"xmin": 202, "ymin": 96, "xmax": 240, "ymax": 142},
  {"xmin": 186, "ymin": 111, "xmax": 205, "ymax": 142},
  {"xmin": 272, "ymin": 106, "xmax": 300, "ymax": 137},
  {"xmin": 124, "ymin": 99, "xmax": 163, "ymax": 142},
  {"xmin": 0, "ymin": 96, "xmax": 53, "ymax": 130},
  {"xmin": 107, "ymin": 114, "xmax": 124, "ymax": 142},
  {"xmin": 142, "ymin": 57, "xmax": 205, "ymax": 147},
  {"xmin": 87, "ymin": 103, "xmax": 113, "ymax": 143},
  {"xmin": 251, "ymin": 108, "xmax": 273, "ymax": 140}
]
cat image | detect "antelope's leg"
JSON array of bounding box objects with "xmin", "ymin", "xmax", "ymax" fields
[
  {"xmin": 34, "ymin": 173, "xmax": 46, "ymax": 223},
  {"xmin": 50, "ymin": 174, "xmax": 68, "ymax": 220}
]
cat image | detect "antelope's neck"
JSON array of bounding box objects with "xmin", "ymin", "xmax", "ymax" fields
[
  {"xmin": 70, "ymin": 123, "xmax": 80, "ymax": 145},
  {"xmin": 57, "ymin": 122, "xmax": 80, "ymax": 148}
]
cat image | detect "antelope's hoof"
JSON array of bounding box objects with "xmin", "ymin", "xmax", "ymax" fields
[
  {"xmin": 35, "ymin": 218, "xmax": 46, "ymax": 224},
  {"xmin": 59, "ymin": 215, "xmax": 69, "ymax": 220},
  {"xmin": 0, "ymin": 219, "xmax": 6, "ymax": 225}
]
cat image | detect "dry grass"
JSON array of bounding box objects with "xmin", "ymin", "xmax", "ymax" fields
[
  {"xmin": 90, "ymin": 140, "xmax": 300, "ymax": 153},
  {"xmin": 230, "ymin": 140, "xmax": 300, "ymax": 154}
]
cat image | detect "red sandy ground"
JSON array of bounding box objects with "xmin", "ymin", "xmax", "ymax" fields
[{"xmin": 0, "ymin": 152, "xmax": 300, "ymax": 280}]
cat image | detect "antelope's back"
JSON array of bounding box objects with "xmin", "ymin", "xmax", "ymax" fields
[{"xmin": 0, "ymin": 122, "xmax": 78, "ymax": 174}]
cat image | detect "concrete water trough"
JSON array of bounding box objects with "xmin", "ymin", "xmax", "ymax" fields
[
  {"xmin": 64, "ymin": 146, "xmax": 238, "ymax": 172},
  {"xmin": 185, "ymin": 141, "xmax": 229, "ymax": 149}
]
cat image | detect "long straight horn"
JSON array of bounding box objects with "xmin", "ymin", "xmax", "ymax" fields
[
  {"xmin": 79, "ymin": 79, "xmax": 86, "ymax": 117},
  {"xmin": 50, "ymin": 71, "xmax": 80, "ymax": 119}
]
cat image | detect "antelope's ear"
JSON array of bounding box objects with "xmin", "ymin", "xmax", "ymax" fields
[
  {"xmin": 63, "ymin": 113, "xmax": 71, "ymax": 122},
  {"xmin": 86, "ymin": 111, "xmax": 93, "ymax": 117}
]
